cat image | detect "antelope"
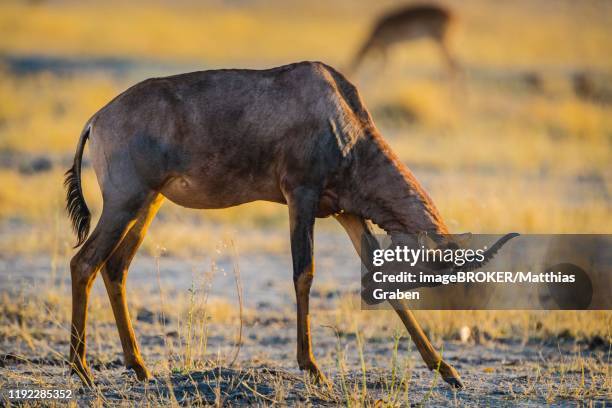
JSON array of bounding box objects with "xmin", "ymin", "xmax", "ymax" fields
[
  {"xmin": 348, "ymin": 4, "xmax": 459, "ymax": 75},
  {"xmin": 572, "ymin": 71, "xmax": 612, "ymax": 105},
  {"xmin": 65, "ymin": 61, "xmax": 514, "ymax": 388}
]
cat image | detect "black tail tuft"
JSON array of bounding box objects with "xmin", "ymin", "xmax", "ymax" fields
[
  {"xmin": 64, "ymin": 124, "xmax": 91, "ymax": 248},
  {"xmin": 64, "ymin": 166, "xmax": 90, "ymax": 247}
]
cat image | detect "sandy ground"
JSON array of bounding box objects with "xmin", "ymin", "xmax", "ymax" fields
[
  {"xmin": 0, "ymin": 310, "xmax": 612, "ymax": 406},
  {"xmin": 1, "ymin": 235, "xmax": 610, "ymax": 406},
  {"xmin": 2, "ymin": 328, "xmax": 608, "ymax": 406}
]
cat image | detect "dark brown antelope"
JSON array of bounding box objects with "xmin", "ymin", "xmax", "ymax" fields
[
  {"xmin": 65, "ymin": 61, "xmax": 513, "ymax": 388},
  {"xmin": 348, "ymin": 4, "xmax": 459, "ymax": 75}
]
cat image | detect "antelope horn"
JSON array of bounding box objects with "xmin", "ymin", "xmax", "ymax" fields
[{"xmin": 454, "ymin": 233, "xmax": 520, "ymax": 272}]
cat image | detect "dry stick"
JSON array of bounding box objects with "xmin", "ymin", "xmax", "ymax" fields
[
  {"xmin": 154, "ymin": 248, "xmax": 181, "ymax": 407},
  {"xmin": 49, "ymin": 207, "xmax": 60, "ymax": 288},
  {"xmin": 239, "ymin": 380, "xmax": 280, "ymax": 404},
  {"xmin": 323, "ymin": 324, "xmax": 351, "ymax": 404},
  {"xmin": 196, "ymin": 267, "xmax": 214, "ymax": 365},
  {"xmin": 155, "ymin": 249, "xmax": 168, "ymax": 340},
  {"xmin": 214, "ymin": 349, "xmax": 224, "ymax": 407},
  {"xmin": 185, "ymin": 276, "xmax": 196, "ymax": 369},
  {"xmin": 227, "ymin": 239, "xmax": 244, "ymax": 367},
  {"xmin": 354, "ymin": 327, "xmax": 367, "ymax": 404}
]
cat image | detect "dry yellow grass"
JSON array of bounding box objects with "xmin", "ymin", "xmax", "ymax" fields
[
  {"xmin": 0, "ymin": 1, "xmax": 610, "ymax": 405},
  {"xmin": 0, "ymin": 2, "xmax": 609, "ymax": 253},
  {"xmin": 0, "ymin": 72, "xmax": 120, "ymax": 153},
  {"xmin": 1, "ymin": 270, "xmax": 609, "ymax": 405},
  {"xmin": 1, "ymin": 1, "xmax": 611, "ymax": 68},
  {"xmin": 329, "ymin": 292, "xmax": 612, "ymax": 342}
]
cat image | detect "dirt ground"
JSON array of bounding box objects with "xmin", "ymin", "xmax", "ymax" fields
[{"xmin": 1, "ymin": 247, "xmax": 609, "ymax": 406}]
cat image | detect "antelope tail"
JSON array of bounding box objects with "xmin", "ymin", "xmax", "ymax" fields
[{"xmin": 64, "ymin": 124, "xmax": 91, "ymax": 248}]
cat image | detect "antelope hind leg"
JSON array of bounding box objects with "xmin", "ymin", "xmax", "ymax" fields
[
  {"xmin": 100, "ymin": 194, "xmax": 163, "ymax": 381},
  {"xmin": 69, "ymin": 202, "xmax": 143, "ymax": 386}
]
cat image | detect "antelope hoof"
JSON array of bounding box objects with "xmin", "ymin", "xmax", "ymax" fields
[
  {"xmin": 437, "ymin": 361, "xmax": 464, "ymax": 389},
  {"xmin": 301, "ymin": 361, "xmax": 330, "ymax": 386},
  {"xmin": 71, "ymin": 362, "xmax": 94, "ymax": 387},
  {"xmin": 128, "ymin": 362, "xmax": 152, "ymax": 381}
]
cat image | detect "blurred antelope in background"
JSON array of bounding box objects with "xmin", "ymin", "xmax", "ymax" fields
[
  {"xmin": 572, "ymin": 71, "xmax": 612, "ymax": 105},
  {"xmin": 348, "ymin": 3, "xmax": 459, "ymax": 75}
]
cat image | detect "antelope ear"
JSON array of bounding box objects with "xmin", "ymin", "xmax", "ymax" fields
[{"xmin": 453, "ymin": 232, "xmax": 473, "ymax": 247}]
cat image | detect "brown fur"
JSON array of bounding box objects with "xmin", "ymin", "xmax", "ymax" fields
[{"xmin": 65, "ymin": 61, "xmax": 511, "ymax": 388}]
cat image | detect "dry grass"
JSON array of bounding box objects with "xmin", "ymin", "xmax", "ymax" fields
[
  {"xmin": 1, "ymin": 266, "xmax": 610, "ymax": 405},
  {"xmin": 1, "ymin": 0, "xmax": 611, "ymax": 68},
  {"xmin": 0, "ymin": 1, "xmax": 610, "ymax": 255},
  {"xmin": 0, "ymin": 0, "xmax": 610, "ymax": 405}
]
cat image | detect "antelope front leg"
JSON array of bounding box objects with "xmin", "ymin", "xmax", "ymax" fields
[
  {"xmin": 286, "ymin": 186, "xmax": 328, "ymax": 385},
  {"xmin": 390, "ymin": 301, "xmax": 463, "ymax": 388},
  {"xmin": 335, "ymin": 213, "xmax": 463, "ymax": 388}
]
